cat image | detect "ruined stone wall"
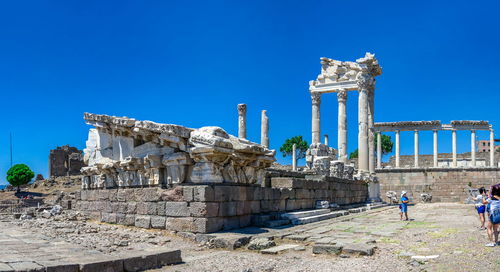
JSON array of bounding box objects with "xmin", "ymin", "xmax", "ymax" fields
[
  {"xmin": 72, "ymin": 176, "xmax": 367, "ymax": 233},
  {"xmin": 49, "ymin": 145, "xmax": 86, "ymax": 177},
  {"xmin": 377, "ymin": 168, "xmax": 500, "ymax": 203}
]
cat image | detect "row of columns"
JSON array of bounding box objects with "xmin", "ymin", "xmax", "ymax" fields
[
  {"xmin": 311, "ymin": 87, "xmax": 375, "ymax": 174},
  {"xmin": 237, "ymin": 104, "xmax": 270, "ymax": 148},
  {"xmin": 377, "ymin": 129, "xmax": 496, "ymax": 168}
]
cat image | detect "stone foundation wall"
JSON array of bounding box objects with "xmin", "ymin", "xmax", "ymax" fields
[
  {"xmin": 72, "ymin": 176, "xmax": 367, "ymax": 233},
  {"xmin": 376, "ymin": 168, "xmax": 500, "ymax": 202}
]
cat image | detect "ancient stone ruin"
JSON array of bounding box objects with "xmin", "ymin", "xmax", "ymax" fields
[
  {"xmin": 74, "ymin": 112, "xmax": 369, "ymax": 233},
  {"xmin": 80, "ymin": 113, "xmax": 275, "ymax": 189},
  {"xmin": 49, "ymin": 145, "xmax": 86, "ymax": 177}
]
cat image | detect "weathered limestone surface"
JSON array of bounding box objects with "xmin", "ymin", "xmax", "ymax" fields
[
  {"xmin": 238, "ymin": 104, "xmax": 247, "ymax": 139},
  {"xmin": 261, "ymin": 110, "xmax": 269, "ymax": 148},
  {"xmin": 73, "ymin": 175, "xmax": 368, "ymax": 233},
  {"xmin": 81, "ymin": 113, "xmax": 275, "ymax": 189}
]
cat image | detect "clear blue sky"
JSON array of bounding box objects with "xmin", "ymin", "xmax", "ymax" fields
[{"xmin": 1, "ymin": 1, "xmax": 499, "ymax": 184}]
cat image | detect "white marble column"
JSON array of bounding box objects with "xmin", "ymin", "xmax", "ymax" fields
[
  {"xmin": 433, "ymin": 130, "xmax": 438, "ymax": 167},
  {"xmin": 292, "ymin": 143, "xmax": 297, "ymax": 171},
  {"xmin": 261, "ymin": 110, "xmax": 269, "ymax": 148},
  {"xmin": 414, "ymin": 130, "xmax": 419, "ymax": 168},
  {"xmin": 337, "ymin": 90, "xmax": 348, "ymax": 162},
  {"xmin": 358, "ymin": 88, "xmax": 369, "ymax": 172},
  {"xmin": 324, "ymin": 134, "xmax": 329, "ymax": 146},
  {"xmin": 395, "ymin": 130, "xmax": 400, "ymax": 168},
  {"xmin": 471, "ymin": 130, "xmax": 476, "ymax": 167},
  {"xmin": 237, "ymin": 104, "xmax": 247, "ymax": 139},
  {"xmin": 452, "ymin": 129, "xmax": 457, "ymax": 167},
  {"xmin": 311, "ymin": 93, "xmax": 321, "ymax": 145},
  {"xmin": 377, "ymin": 132, "xmax": 382, "ymax": 169},
  {"xmin": 368, "ymin": 90, "xmax": 375, "ymax": 174},
  {"xmin": 490, "ymin": 129, "xmax": 495, "ymax": 167}
]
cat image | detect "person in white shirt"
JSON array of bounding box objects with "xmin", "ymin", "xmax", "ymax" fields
[
  {"xmin": 473, "ymin": 187, "xmax": 487, "ymax": 230},
  {"xmin": 483, "ymin": 184, "xmax": 500, "ymax": 247}
]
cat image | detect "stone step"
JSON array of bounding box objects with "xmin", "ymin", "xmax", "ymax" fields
[
  {"xmin": 366, "ymin": 202, "xmax": 388, "ymax": 210},
  {"xmin": 348, "ymin": 207, "xmax": 367, "ymax": 213},
  {"xmin": 281, "ymin": 209, "xmax": 331, "ymax": 220},
  {"xmin": 263, "ymin": 219, "xmax": 291, "ymax": 228},
  {"xmin": 291, "ymin": 211, "xmax": 347, "ymax": 225}
]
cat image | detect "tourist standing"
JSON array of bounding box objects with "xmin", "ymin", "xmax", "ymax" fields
[
  {"xmin": 473, "ymin": 187, "xmax": 487, "ymax": 230},
  {"xmin": 400, "ymin": 191, "xmax": 409, "ymax": 221},
  {"xmin": 483, "ymin": 184, "xmax": 500, "ymax": 247}
]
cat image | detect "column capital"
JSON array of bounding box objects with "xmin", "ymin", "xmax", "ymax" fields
[
  {"xmin": 356, "ymin": 72, "xmax": 375, "ymax": 91},
  {"xmin": 337, "ymin": 90, "xmax": 347, "ymax": 102},
  {"xmin": 311, "ymin": 92, "xmax": 321, "ymax": 105},
  {"xmin": 237, "ymin": 103, "xmax": 247, "ymax": 115}
]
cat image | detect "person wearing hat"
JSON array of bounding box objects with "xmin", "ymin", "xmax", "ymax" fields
[{"xmin": 400, "ymin": 191, "xmax": 409, "ymax": 221}]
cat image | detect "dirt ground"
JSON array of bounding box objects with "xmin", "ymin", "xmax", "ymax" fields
[{"xmin": 155, "ymin": 203, "xmax": 499, "ymax": 272}]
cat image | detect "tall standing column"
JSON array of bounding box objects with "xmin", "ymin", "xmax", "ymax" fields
[
  {"xmin": 433, "ymin": 130, "xmax": 438, "ymax": 167},
  {"xmin": 377, "ymin": 132, "xmax": 382, "ymax": 169},
  {"xmin": 261, "ymin": 110, "xmax": 269, "ymax": 147},
  {"xmin": 237, "ymin": 104, "xmax": 247, "ymax": 139},
  {"xmin": 490, "ymin": 129, "xmax": 495, "ymax": 167},
  {"xmin": 471, "ymin": 130, "xmax": 476, "ymax": 167},
  {"xmin": 452, "ymin": 129, "xmax": 457, "ymax": 167},
  {"xmin": 358, "ymin": 88, "xmax": 369, "ymax": 172},
  {"xmin": 311, "ymin": 92, "xmax": 321, "ymax": 145},
  {"xmin": 368, "ymin": 90, "xmax": 376, "ymax": 174},
  {"xmin": 292, "ymin": 144, "xmax": 297, "ymax": 171},
  {"xmin": 414, "ymin": 130, "xmax": 419, "ymax": 167},
  {"xmin": 337, "ymin": 90, "xmax": 348, "ymax": 162},
  {"xmin": 395, "ymin": 130, "xmax": 400, "ymax": 168}
]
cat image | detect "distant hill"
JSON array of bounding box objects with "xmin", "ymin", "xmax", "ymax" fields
[{"xmin": 0, "ymin": 184, "xmax": 6, "ymax": 190}]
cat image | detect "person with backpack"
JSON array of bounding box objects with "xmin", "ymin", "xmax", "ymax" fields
[{"xmin": 483, "ymin": 184, "xmax": 500, "ymax": 247}]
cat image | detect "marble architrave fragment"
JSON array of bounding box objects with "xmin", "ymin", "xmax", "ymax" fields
[{"xmin": 81, "ymin": 113, "xmax": 275, "ymax": 189}]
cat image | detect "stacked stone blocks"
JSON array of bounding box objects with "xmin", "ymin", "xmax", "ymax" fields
[{"xmin": 74, "ymin": 176, "xmax": 368, "ymax": 233}]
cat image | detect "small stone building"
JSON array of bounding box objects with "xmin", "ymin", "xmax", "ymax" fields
[{"xmin": 49, "ymin": 145, "xmax": 86, "ymax": 177}]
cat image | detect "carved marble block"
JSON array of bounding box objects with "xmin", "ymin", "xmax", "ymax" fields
[{"xmin": 81, "ymin": 113, "xmax": 275, "ymax": 189}]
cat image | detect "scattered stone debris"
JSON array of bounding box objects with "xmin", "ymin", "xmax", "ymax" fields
[
  {"xmin": 247, "ymin": 238, "xmax": 276, "ymax": 250},
  {"xmin": 420, "ymin": 193, "xmax": 432, "ymax": 203},
  {"xmin": 261, "ymin": 244, "xmax": 300, "ymax": 254},
  {"xmin": 411, "ymin": 255, "xmax": 439, "ymax": 261}
]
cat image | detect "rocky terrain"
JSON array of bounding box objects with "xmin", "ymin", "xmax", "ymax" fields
[{"xmin": 2, "ymin": 203, "xmax": 498, "ymax": 272}]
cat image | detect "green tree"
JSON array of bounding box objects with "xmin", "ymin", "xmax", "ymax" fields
[
  {"xmin": 6, "ymin": 164, "xmax": 34, "ymax": 193},
  {"xmin": 375, "ymin": 134, "xmax": 394, "ymax": 155},
  {"xmin": 349, "ymin": 134, "xmax": 393, "ymax": 159},
  {"xmin": 280, "ymin": 136, "xmax": 309, "ymax": 165},
  {"xmin": 349, "ymin": 149, "xmax": 358, "ymax": 159}
]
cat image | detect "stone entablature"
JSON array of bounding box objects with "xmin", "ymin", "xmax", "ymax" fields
[
  {"xmin": 309, "ymin": 53, "xmax": 382, "ymax": 94},
  {"xmin": 81, "ymin": 113, "xmax": 275, "ymax": 189},
  {"xmin": 374, "ymin": 120, "xmax": 490, "ymax": 132}
]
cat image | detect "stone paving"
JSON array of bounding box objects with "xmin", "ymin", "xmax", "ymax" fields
[
  {"xmin": 1, "ymin": 203, "xmax": 499, "ymax": 271},
  {"xmin": 0, "ymin": 219, "xmax": 181, "ymax": 272},
  {"xmin": 155, "ymin": 203, "xmax": 500, "ymax": 272}
]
